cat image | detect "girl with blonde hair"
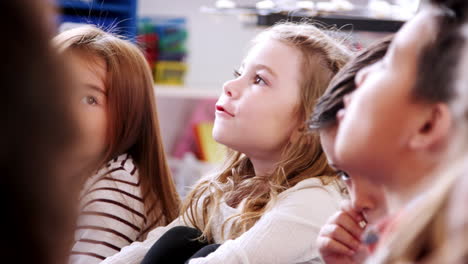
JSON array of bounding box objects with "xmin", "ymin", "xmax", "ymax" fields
[
  {"xmin": 53, "ymin": 25, "xmax": 181, "ymax": 264},
  {"xmin": 102, "ymin": 22, "xmax": 351, "ymax": 264}
]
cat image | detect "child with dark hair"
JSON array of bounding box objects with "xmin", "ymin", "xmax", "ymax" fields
[
  {"xmin": 332, "ymin": 0, "xmax": 468, "ymax": 263},
  {"xmin": 363, "ymin": 5, "xmax": 468, "ymax": 263},
  {"xmin": 308, "ymin": 37, "xmax": 392, "ymax": 264}
]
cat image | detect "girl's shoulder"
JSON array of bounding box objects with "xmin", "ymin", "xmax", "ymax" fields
[
  {"xmin": 279, "ymin": 177, "xmax": 343, "ymax": 202},
  {"xmin": 266, "ymin": 177, "xmax": 343, "ymax": 222},
  {"xmin": 99, "ymin": 153, "xmax": 138, "ymax": 178},
  {"xmin": 80, "ymin": 153, "xmax": 141, "ymax": 201},
  {"xmin": 83, "ymin": 154, "xmax": 139, "ymax": 191},
  {"xmin": 287, "ymin": 176, "xmax": 335, "ymax": 190}
]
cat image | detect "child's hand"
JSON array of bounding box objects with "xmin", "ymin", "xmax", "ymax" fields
[{"xmin": 317, "ymin": 201, "xmax": 368, "ymax": 264}]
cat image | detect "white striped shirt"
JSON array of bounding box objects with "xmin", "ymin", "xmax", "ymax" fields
[{"xmin": 69, "ymin": 154, "xmax": 157, "ymax": 264}]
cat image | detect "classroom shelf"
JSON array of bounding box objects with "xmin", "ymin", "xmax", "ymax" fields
[
  {"xmin": 57, "ymin": 0, "xmax": 137, "ymax": 39},
  {"xmin": 58, "ymin": 0, "xmax": 129, "ymax": 13},
  {"xmin": 257, "ymin": 13, "xmax": 404, "ymax": 32},
  {"xmin": 201, "ymin": 6, "xmax": 405, "ymax": 33},
  {"xmin": 154, "ymin": 86, "xmax": 221, "ymax": 99}
]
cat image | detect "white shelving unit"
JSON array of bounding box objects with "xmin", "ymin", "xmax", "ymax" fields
[
  {"xmin": 155, "ymin": 85, "xmax": 221, "ymax": 99},
  {"xmin": 155, "ymin": 85, "xmax": 219, "ymax": 153},
  {"xmin": 154, "ymin": 85, "xmax": 222, "ymax": 195}
]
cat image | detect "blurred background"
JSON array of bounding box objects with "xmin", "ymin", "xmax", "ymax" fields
[{"xmin": 55, "ymin": 0, "xmax": 420, "ymax": 196}]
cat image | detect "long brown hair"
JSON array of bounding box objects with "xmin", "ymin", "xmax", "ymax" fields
[
  {"xmin": 54, "ymin": 26, "xmax": 180, "ymax": 227},
  {"xmin": 181, "ymin": 22, "xmax": 351, "ymax": 242}
]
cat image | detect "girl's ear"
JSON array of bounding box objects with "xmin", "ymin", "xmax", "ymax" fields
[{"xmin": 409, "ymin": 103, "xmax": 452, "ymax": 151}]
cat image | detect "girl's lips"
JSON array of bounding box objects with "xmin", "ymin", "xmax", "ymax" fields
[{"xmin": 215, "ymin": 105, "xmax": 235, "ymax": 117}]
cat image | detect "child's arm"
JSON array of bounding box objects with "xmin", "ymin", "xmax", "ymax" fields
[
  {"xmin": 316, "ymin": 201, "xmax": 368, "ymax": 264},
  {"xmin": 187, "ymin": 180, "xmax": 341, "ymax": 264},
  {"xmin": 99, "ymin": 215, "xmax": 186, "ymax": 264},
  {"xmin": 100, "ymin": 190, "xmax": 205, "ymax": 264}
]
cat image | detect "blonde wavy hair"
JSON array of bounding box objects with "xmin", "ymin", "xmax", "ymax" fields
[{"xmin": 181, "ymin": 22, "xmax": 351, "ymax": 242}]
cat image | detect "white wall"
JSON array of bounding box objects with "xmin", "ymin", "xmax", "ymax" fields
[
  {"xmin": 138, "ymin": 0, "xmax": 265, "ymax": 157},
  {"xmin": 139, "ymin": 0, "xmax": 389, "ymax": 156},
  {"xmin": 138, "ymin": 0, "xmax": 263, "ymax": 90}
]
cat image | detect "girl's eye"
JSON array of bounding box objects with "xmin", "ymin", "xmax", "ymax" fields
[
  {"xmin": 254, "ymin": 74, "xmax": 266, "ymax": 85},
  {"xmin": 233, "ymin": 69, "xmax": 241, "ymax": 78},
  {"xmin": 82, "ymin": 96, "xmax": 98, "ymax": 106},
  {"xmin": 338, "ymin": 171, "xmax": 350, "ymax": 181}
]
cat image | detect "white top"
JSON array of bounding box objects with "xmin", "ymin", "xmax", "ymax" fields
[
  {"xmin": 70, "ymin": 154, "xmax": 155, "ymax": 264},
  {"xmin": 101, "ymin": 177, "xmax": 343, "ymax": 264}
]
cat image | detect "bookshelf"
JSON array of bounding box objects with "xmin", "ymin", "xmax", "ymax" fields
[
  {"xmin": 154, "ymin": 85, "xmax": 219, "ymax": 152},
  {"xmin": 155, "ymin": 85, "xmax": 222, "ymax": 194},
  {"xmin": 57, "ymin": 0, "xmax": 138, "ymax": 39}
]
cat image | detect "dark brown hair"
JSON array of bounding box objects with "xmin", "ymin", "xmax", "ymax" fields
[
  {"xmin": 1, "ymin": 1, "xmax": 80, "ymax": 264},
  {"xmin": 54, "ymin": 26, "xmax": 181, "ymax": 230},
  {"xmin": 308, "ymin": 36, "xmax": 392, "ymax": 130},
  {"xmin": 430, "ymin": 0, "xmax": 468, "ymax": 18},
  {"xmin": 365, "ymin": 1, "xmax": 468, "ymax": 263},
  {"xmin": 413, "ymin": 1, "xmax": 468, "ymax": 104}
]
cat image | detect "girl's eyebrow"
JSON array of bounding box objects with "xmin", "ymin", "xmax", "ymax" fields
[
  {"xmin": 86, "ymin": 84, "xmax": 107, "ymax": 95},
  {"xmin": 255, "ymin": 64, "xmax": 277, "ymax": 78},
  {"xmin": 240, "ymin": 62, "xmax": 277, "ymax": 78}
]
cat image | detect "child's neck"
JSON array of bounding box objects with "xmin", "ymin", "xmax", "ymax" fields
[
  {"xmin": 250, "ymin": 156, "xmax": 280, "ymax": 177},
  {"xmin": 386, "ymin": 162, "xmax": 439, "ymax": 214}
]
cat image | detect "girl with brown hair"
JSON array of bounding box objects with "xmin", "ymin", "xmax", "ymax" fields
[
  {"xmin": 53, "ymin": 25, "xmax": 181, "ymax": 264},
  {"xmin": 103, "ymin": 22, "xmax": 351, "ymax": 264}
]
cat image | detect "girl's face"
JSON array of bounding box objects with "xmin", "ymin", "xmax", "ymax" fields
[
  {"xmin": 213, "ymin": 38, "xmax": 302, "ymax": 160},
  {"xmin": 321, "ymin": 127, "xmax": 388, "ymax": 224},
  {"xmin": 334, "ymin": 9, "xmax": 437, "ymax": 187},
  {"xmin": 70, "ymin": 52, "xmax": 108, "ymax": 164}
]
